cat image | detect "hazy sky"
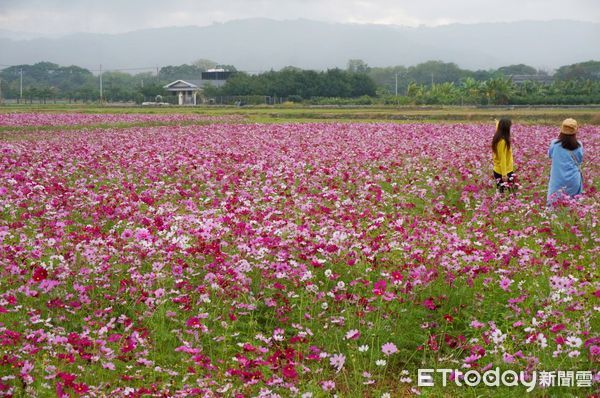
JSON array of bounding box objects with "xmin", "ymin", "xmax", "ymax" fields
[{"xmin": 0, "ymin": 0, "xmax": 598, "ymax": 35}]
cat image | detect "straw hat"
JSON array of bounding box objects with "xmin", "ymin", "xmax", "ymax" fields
[{"xmin": 561, "ymin": 118, "xmax": 578, "ymax": 135}]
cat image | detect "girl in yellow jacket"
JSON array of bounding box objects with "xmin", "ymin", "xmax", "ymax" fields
[{"xmin": 492, "ymin": 118, "xmax": 514, "ymax": 193}]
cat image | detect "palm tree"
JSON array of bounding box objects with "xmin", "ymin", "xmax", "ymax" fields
[
  {"xmin": 406, "ymin": 82, "xmax": 424, "ymax": 98},
  {"xmin": 461, "ymin": 77, "xmax": 482, "ymax": 104},
  {"xmin": 482, "ymin": 77, "xmax": 514, "ymax": 105},
  {"xmin": 428, "ymin": 82, "xmax": 458, "ymax": 104}
]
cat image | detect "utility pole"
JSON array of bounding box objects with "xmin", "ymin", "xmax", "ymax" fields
[
  {"xmin": 395, "ymin": 72, "xmax": 398, "ymax": 96},
  {"xmin": 0, "ymin": 77, "xmax": 3, "ymax": 105},
  {"xmin": 99, "ymin": 64, "xmax": 103, "ymax": 103},
  {"xmin": 156, "ymin": 66, "xmax": 159, "ymax": 82},
  {"xmin": 19, "ymin": 68, "xmax": 23, "ymax": 104},
  {"xmin": 431, "ymin": 72, "xmax": 434, "ymax": 86}
]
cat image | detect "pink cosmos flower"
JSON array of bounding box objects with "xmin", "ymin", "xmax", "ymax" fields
[
  {"xmin": 502, "ymin": 352, "xmax": 515, "ymax": 363},
  {"xmin": 120, "ymin": 229, "xmax": 133, "ymax": 239},
  {"xmin": 381, "ymin": 342, "xmax": 398, "ymax": 356},
  {"xmin": 499, "ymin": 277, "xmax": 513, "ymax": 291},
  {"xmin": 321, "ymin": 380, "xmax": 335, "ymax": 391},
  {"xmin": 329, "ymin": 353, "xmax": 346, "ymax": 372},
  {"xmin": 345, "ymin": 329, "xmax": 361, "ymax": 340},
  {"xmin": 470, "ymin": 320, "xmax": 485, "ymax": 329},
  {"xmin": 134, "ymin": 228, "xmax": 151, "ymax": 241}
]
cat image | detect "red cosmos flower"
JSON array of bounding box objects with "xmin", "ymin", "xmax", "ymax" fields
[
  {"xmin": 373, "ymin": 279, "xmax": 387, "ymax": 296},
  {"xmin": 242, "ymin": 343, "xmax": 256, "ymax": 352},
  {"xmin": 57, "ymin": 372, "xmax": 76, "ymax": 387},
  {"xmin": 428, "ymin": 335, "xmax": 439, "ymax": 351},
  {"xmin": 282, "ymin": 364, "xmax": 298, "ymax": 380},
  {"xmin": 121, "ymin": 337, "xmax": 136, "ymax": 353},
  {"xmin": 186, "ymin": 316, "xmax": 202, "ymax": 329},
  {"xmin": 391, "ymin": 271, "xmax": 403, "ymax": 282},
  {"xmin": 32, "ymin": 267, "xmax": 48, "ymax": 282},
  {"xmin": 422, "ymin": 297, "xmax": 437, "ymax": 310},
  {"xmin": 72, "ymin": 383, "xmax": 89, "ymax": 395}
]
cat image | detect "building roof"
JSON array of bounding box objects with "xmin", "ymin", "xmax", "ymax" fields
[
  {"xmin": 509, "ymin": 75, "xmax": 554, "ymax": 84},
  {"xmin": 164, "ymin": 78, "xmax": 230, "ymax": 91},
  {"xmin": 164, "ymin": 80, "xmax": 203, "ymax": 90}
]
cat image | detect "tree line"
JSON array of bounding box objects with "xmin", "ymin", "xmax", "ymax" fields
[
  {"xmin": 0, "ymin": 59, "xmax": 599, "ymax": 105},
  {"xmin": 365, "ymin": 60, "xmax": 600, "ymax": 105},
  {"xmin": 202, "ymin": 68, "xmax": 377, "ymax": 100}
]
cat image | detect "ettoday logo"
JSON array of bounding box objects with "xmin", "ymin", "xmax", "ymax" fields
[{"xmin": 417, "ymin": 368, "xmax": 594, "ymax": 392}]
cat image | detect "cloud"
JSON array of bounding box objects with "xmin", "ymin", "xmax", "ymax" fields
[{"xmin": 0, "ymin": 0, "xmax": 598, "ymax": 35}]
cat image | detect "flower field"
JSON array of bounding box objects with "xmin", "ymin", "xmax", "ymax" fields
[
  {"xmin": 0, "ymin": 113, "xmax": 242, "ymax": 128},
  {"xmin": 0, "ymin": 117, "xmax": 598, "ymax": 397}
]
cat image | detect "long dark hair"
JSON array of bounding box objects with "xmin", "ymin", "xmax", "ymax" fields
[
  {"xmin": 556, "ymin": 133, "xmax": 580, "ymax": 150},
  {"xmin": 492, "ymin": 118, "xmax": 512, "ymax": 155}
]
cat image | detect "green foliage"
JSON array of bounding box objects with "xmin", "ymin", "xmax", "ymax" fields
[
  {"xmin": 0, "ymin": 62, "xmax": 95, "ymax": 100},
  {"xmin": 2, "ymin": 59, "xmax": 600, "ymax": 105},
  {"xmin": 554, "ymin": 60, "xmax": 600, "ymax": 81},
  {"xmin": 191, "ymin": 58, "xmax": 218, "ymax": 70},
  {"xmin": 374, "ymin": 62, "xmax": 600, "ymax": 105},
  {"xmin": 212, "ymin": 68, "xmax": 377, "ymax": 99},
  {"xmin": 158, "ymin": 64, "xmax": 204, "ymax": 82},
  {"xmin": 347, "ymin": 59, "xmax": 370, "ymax": 74},
  {"xmin": 369, "ymin": 61, "xmax": 484, "ymax": 95},
  {"xmin": 497, "ymin": 64, "xmax": 538, "ymax": 76}
]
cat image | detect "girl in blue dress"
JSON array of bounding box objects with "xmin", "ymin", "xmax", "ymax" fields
[{"xmin": 547, "ymin": 118, "xmax": 584, "ymax": 205}]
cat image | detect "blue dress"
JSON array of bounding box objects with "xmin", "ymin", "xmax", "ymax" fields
[{"xmin": 547, "ymin": 139, "xmax": 584, "ymax": 203}]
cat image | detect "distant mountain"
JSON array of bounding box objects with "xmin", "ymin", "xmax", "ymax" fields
[
  {"xmin": 0, "ymin": 29, "xmax": 62, "ymax": 41},
  {"xmin": 0, "ymin": 18, "xmax": 598, "ymax": 72}
]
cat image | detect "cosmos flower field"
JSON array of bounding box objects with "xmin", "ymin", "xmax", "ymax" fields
[
  {"xmin": 0, "ymin": 114, "xmax": 598, "ymax": 397},
  {"xmin": 0, "ymin": 112, "xmax": 242, "ymax": 128}
]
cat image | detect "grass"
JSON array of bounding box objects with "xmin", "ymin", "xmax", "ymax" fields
[
  {"xmin": 0, "ymin": 108, "xmax": 596, "ymax": 397},
  {"xmin": 1, "ymin": 103, "xmax": 599, "ymax": 126}
]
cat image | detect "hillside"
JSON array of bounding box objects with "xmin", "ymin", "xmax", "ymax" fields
[{"xmin": 0, "ymin": 18, "xmax": 598, "ymax": 71}]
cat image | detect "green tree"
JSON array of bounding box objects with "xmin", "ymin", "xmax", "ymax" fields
[
  {"xmin": 497, "ymin": 64, "xmax": 537, "ymax": 76},
  {"xmin": 192, "ymin": 59, "xmax": 218, "ymax": 71},
  {"xmin": 460, "ymin": 77, "xmax": 482, "ymax": 103},
  {"xmin": 554, "ymin": 61, "xmax": 600, "ymax": 81},
  {"xmin": 406, "ymin": 61, "xmax": 466, "ymax": 86},
  {"xmin": 482, "ymin": 77, "xmax": 514, "ymax": 105},
  {"xmin": 158, "ymin": 64, "xmax": 204, "ymax": 82},
  {"xmin": 347, "ymin": 59, "xmax": 370, "ymax": 74}
]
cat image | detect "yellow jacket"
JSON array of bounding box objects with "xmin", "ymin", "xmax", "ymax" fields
[{"xmin": 493, "ymin": 139, "xmax": 514, "ymax": 176}]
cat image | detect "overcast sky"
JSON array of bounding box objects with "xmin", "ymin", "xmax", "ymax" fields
[{"xmin": 0, "ymin": 0, "xmax": 598, "ymax": 36}]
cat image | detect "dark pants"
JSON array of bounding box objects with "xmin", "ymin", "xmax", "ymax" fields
[{"xmin": 493, "ymin": 171, "xmax": 514, "ymax": 193}]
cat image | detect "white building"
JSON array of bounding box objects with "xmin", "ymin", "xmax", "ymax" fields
[
  {"xmin": 163, "ymin": 80, "xmax": 202, "ymax": 105},
  {"xmin": 163, "ymin": 69, "xmax": 235, "ymax": 105}
]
